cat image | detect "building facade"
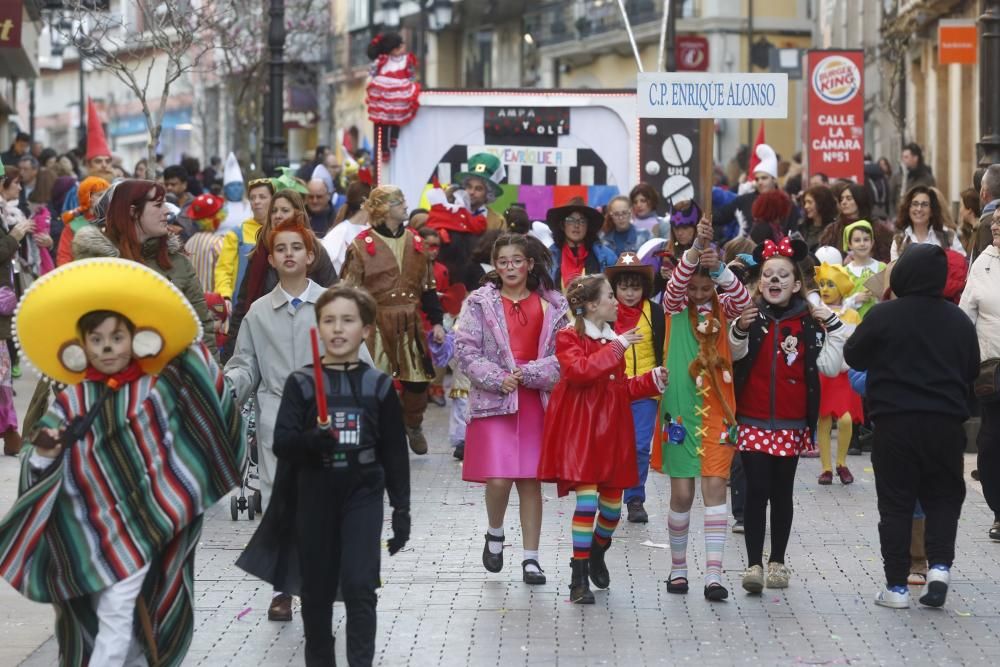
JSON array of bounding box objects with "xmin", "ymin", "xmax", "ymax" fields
[{"xmin": 0, "ymin": 0, "xmax": 42, "ymax": 153}]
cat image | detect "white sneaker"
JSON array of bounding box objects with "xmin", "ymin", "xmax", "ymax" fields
[
  {"xmin": 875, "ymin": 586, "xmax": 910, "ymax": 609},
  {"xmin": 919, "ymin": 567, "xmax": 950, "ymax": 608}
]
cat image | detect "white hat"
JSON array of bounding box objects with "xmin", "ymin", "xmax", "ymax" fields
[
  {"xmin": 311, "ymin": 163, "xmax": 335, "ymax": 196},
  {"xmin": 223, "ymin": 152, "xmax": 243, "ymax": 185},
  {"xmin": 753, "ymin": 143, "xmax": 778, "ymax": 179},
  {"xmin": 814, "ymin": 245, "xmax": 843, "ymax": 266}
]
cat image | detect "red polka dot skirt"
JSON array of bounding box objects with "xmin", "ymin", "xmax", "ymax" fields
[{"xmin": 736, "ymin": 425, "xmax": 812, "ymax": 457}]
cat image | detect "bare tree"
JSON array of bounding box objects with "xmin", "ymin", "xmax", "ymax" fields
[
  {"xmin": 205, "ymin": 0, "xmax": 329, "ymax": 168},
  {"xmin": 878, "ymin": 0, "xmax": 914, "ymax": 143},
  {"xmin": 52, "ymin": 0, "xmax": 237, "ymax": 166}
]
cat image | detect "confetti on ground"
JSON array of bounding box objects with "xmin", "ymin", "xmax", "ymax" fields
[
  {"xmin": 640, "ymin": 540, "xmax": 670, "ymax": 549},
  {"xmin": 864, "ymin": 467, "xmax": 874, "ymax": 472},
  {"xmin": 956, "ymin": 611, "xmax": 973, "ymax": 617},
  {"xmin": 236, "ymin": 607, "xmax": 252, "ymax": 620}
]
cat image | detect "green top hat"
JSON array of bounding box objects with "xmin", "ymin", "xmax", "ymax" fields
[{"xmin": 453, "ymin": 153, "xmax": 505, "ymax": 197}]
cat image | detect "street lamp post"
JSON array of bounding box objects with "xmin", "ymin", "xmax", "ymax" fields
[
  {"xmin": 262, "ymin": 0, "xmax": 288, "ymax": 175},
  {"xmin": 978, "ymin": 0, "xmax": 1000, "ymax": 166}
]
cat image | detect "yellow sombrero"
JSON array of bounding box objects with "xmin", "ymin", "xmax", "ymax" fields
[{"xmin": 13, "ymin": 258, "xmax": 202, "ymax": 385}]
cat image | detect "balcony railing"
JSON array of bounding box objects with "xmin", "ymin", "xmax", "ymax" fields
[{"xmin": 525, "ymin": 0, "xmax": 693, "ymax": 48}]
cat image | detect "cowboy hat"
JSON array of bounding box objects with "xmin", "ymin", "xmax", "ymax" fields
[
  {"xmin": 604, "ymin": 251, "xmax": 655, "ymax": 292},
  {"xmin": 545, "ymin": 197, "xmax": 603, "ymax": 232}
]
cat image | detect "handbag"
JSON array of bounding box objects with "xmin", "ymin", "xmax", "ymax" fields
[{"xmin": 975, "ymin": 358, "xmax": 1000, "ymax": 403}]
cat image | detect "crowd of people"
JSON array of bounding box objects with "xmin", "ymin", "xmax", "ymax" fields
[{"xmin": 1, "ymin": 91, "xmax": 999, "ymax": 665}]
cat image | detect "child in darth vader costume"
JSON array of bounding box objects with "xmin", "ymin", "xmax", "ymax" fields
[{"xmin": 237, "ymin": 285, "xmax": 411, "ymax": 667}]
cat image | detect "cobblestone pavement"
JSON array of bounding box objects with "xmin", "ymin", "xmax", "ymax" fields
[{"xmin": 5, "ymin": 377, "xmax": 999, "ymax": 666}]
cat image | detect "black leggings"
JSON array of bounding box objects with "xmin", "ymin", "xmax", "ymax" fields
[{"xmin": 741, "ymin": 451, "xmax": 799, "ymax": 567}]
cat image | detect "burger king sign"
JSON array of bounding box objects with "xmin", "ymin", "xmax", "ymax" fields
[
  {"xmin": 807, "ymin": 50, "xmax": 865, "ymax": 181},
  {"xmin": 812, "ymin": 55, "xmax": 862, "ymax": 105}
]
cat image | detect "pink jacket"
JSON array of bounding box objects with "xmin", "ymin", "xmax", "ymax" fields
[{"xmin": 455, "ymin": 283, "xmax": 568, "ymax": 419}]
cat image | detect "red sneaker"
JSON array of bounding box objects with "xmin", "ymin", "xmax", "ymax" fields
[
  {"xmin": 818, "ymin": 470, "xmax": 833, "ymax": 485},
  {"xmin": 836, "ymin": 466, "xmax": 854, "ymax": 485}
]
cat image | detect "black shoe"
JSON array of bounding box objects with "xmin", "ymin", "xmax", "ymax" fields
[
  {"xmin": 667, "ymin": 576, "xmax": 689, "ymax": 594},
  {"xmin": 704, "ymin": 583, "xmax": 729, "ymax": 601},
  {"xmin": 588, "ymin": 538, "xmax": 611, "ymax": 589},
  {"xmin": 568, "ymin": 558, "xmax": 595, "ymax": 604},
  {"xmin": 453, "ymin": 442, "xmax": 465, "ymax": 461},
  {"xmin": 522, "ymin": 559, "xmax": 546, "ymax": 585},
  {"xmin": 626, "ymin": 499, "xmax": 648, "ymax": 523},
  {"xmin": 990, "ymin": 521, "xmax": 1000, "ymax": 541},
  {"xmin": 847, "ymin": 444, "xmax": 863, "ymax": 456},
  {"xmin": 482, "ymin": 533, "xmax": 504, "ymax": 572}
]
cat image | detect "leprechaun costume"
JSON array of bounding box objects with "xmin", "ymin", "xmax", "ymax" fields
[{"xmin": 0, "ymin": 258, "xmax": 245, "ymax": 666}]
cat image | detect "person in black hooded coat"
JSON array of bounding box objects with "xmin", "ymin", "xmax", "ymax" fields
[{"xmin": 844, "ymin": 243, "xmax": 979, "ymax": 609}]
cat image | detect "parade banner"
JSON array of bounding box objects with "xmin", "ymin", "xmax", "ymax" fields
[
  {"xmin": 484, "ymin": 107, "xmax": 570, "ymax": 147},
  {"xmin": 388, "ymin": 91, "xmax": 638, "ymax": 221},
  {"xmin": 637, "ymin": 72, "xmax": 788, "ymax": 119},
  {"xmin": 806, "ymin": 50, "xmax": 865, "ymax": 182}
]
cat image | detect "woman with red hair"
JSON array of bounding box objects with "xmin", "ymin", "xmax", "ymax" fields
[
  {"xmin": 749, "ymin": 189, "xmax": 795, "ymax": 242},
  {"xmin": 103, "ymin": 179, "xmax": 217, "ymax": 351}
]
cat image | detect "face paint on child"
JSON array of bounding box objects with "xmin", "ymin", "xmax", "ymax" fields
[
  {"xmin": 493, "ymin": 244, "xmax": 533, "ymax": 290},
  {"xmin": 759, "ymin": 257, "xmax": 801, "ymax": 306},
  {"xmin": 83, "ymin": 317, "xmax": 134, "ymax": 375},
  {"xmin": 817, "ymin": 277, "xmax": 841, "ymax": 306}
]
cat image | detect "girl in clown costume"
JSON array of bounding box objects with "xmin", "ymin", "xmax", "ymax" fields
[
  {"xmin": 813, "ymin": 259, "xmax": 863, "ymax": 485},
  {"xmin": 0, "ymin": 258, "xmax": 244, "ymax": 666},
  {"xmin": 651, "ymin": 215, "xmax": 752, "ymax": 601}
]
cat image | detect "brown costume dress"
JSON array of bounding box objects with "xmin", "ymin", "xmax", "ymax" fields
[{"xmin": 341, "ymin": 225, "xmax": 439, "ymax": 385}]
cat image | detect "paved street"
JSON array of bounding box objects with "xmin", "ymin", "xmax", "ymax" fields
[{"xmin": 3, "ymin": 372, "xmax": 999, "ymax": 666}]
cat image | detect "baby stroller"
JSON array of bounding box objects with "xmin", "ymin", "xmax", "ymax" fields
[{"xmin": 230, "ymin": 397, "xmax": 262, "ymax": 520}]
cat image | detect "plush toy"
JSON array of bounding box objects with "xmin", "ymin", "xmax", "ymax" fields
[{"xmin": 687, "ymin": 311, "xmax": 737, "ymax": 426}]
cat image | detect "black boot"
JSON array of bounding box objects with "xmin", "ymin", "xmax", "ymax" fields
[
  {"xmin": 569, "ymin": 558, "xmax": 595, "ymax": 604},
  {"xmin": 589, "ymin": 538, "xmax": 611, "ymax": 589}
]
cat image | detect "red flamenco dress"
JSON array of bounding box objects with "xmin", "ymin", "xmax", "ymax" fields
[
  {"xmin": 538, "ymin": 323, "xmax": 661, "ymax": 496},
  {"xmin": 366, "ymin": 52, "xmax": 420, "ymax": 158}
]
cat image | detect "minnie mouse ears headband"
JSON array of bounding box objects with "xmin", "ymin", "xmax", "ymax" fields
[{"xmin": 752, "ymin": 237, "xmax": 809, "ymax": 265}]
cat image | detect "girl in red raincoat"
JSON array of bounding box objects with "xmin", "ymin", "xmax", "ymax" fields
[{"xmin": 538, "ymin": 274, "xmax": 666, "ymax": 603}]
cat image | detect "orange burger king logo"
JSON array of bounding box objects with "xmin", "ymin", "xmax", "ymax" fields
[{"xmin": 812, "ymin": 55, "xmax": 861, "ymax": 105}]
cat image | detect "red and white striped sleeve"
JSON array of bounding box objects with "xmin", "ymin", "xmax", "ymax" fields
[
  {"xmin": 663, "ymin": 253, "xmax": 697, "ymax": 315},
  {"xmin": 716, "ymin": 268, "xmax": 753, "ymax": 320}
]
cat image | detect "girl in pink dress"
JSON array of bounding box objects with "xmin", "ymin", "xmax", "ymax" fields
[{"xmin": 455, "ymin": 233, "xmax": 568, "ymax": 585}]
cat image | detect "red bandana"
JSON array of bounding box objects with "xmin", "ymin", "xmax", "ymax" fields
[
  {"xmin": 560, "ymin": 244, "xmax": 589, "ymax": 287},
  {"xmin": 84, "ymin": 359, "xmax": 144, "ymax": 390},
  {"xmin": 614, "ymin": 301, "xmax": 643, "ymax": 334}
]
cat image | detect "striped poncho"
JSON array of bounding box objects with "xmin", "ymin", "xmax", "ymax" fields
[{"xmin": 0, "ymin": 343, "xmax": 245, "ymax": 666}]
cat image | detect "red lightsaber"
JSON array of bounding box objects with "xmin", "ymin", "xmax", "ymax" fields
[{"xmin": 310, "ymin": 327, "xmax": 331, "ymax": 429}]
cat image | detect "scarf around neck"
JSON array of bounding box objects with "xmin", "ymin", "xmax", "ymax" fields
[{"xmin": 560, "ymin": 243, "xmax": 589, "ymax": 287}]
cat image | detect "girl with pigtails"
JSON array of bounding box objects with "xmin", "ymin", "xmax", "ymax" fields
[
  {"xmin": 538, "ymin": 274, "xmax": 667, "ymax": 604},
  {"xmin": 455, "ymin": 233, "xmax": 568, "ymax": 585}
]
